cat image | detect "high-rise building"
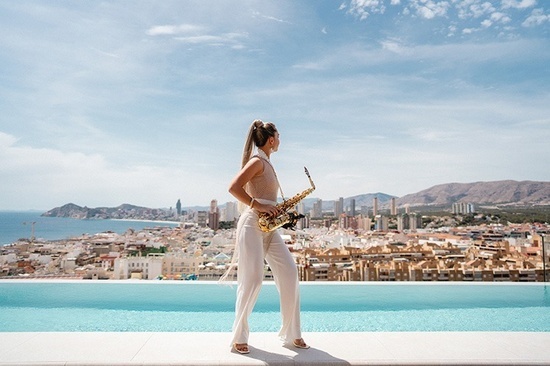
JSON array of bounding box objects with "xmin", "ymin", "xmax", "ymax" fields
[
  {"xmin": 297, "ymin": 201, "xmax": 305, "ymax": 215},
  {"xmin": 397, "ymin": 214, "xmax": 409, "ymax": 232},
  {"xmin": 339, "ymin": 213, "xmax": 348, "ymax": 229},
  {"xmin": 375, "ymin": 215, "xmax": 388, "ymax": 232},
  {"xmin": 312, "ymin": 199, "xmax": 323, "ymax": 218},
  {"xmin": 397, "ymin": 212, "xmax": 422, "ymax": 232},
  {"xmin": 176, "ymin": 199, "xmax": 182, "ymax": 216},
  {"xmin": 208, "ymin": 199, "xmax": 219, "ymax": 230},
  {"xmin": 224, "ymin": 201, "xmax": 239, "ymax": 222},
  {"xmin": 390, "ymin": 197, "xmax": 397, "ymax": 216},
  {"xmin": 350, "ymin": 198, "xmax": 356, "ymax": 217},
  {"xmin": 373, "ymin": 196, "xmax": 378, "ymax": 216},
  {"xmin": 357, "ymin": 215, "xmax": 372, "ymax": 231},
  {"xmin": 334, "ymin": 197, "xmax": 344, "ymax": 217},
  {"xmin": 409, "ymin": 213, "xmax": 422, "ymax": 231},
  {"xmin": 452, "ymin": 202, "xmax": 475, "ymax": 214},
  {"xmin": 197, "ymin": 211, "xmax": 208, "ymax": 228}
]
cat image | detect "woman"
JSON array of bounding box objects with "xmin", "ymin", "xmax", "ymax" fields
[{"xmin": 226, "ymin": 119, "xmax": 309, "ymax": 354}]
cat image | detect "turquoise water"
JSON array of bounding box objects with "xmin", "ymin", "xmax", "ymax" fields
[
  {"xmin": 0, "ymin": 282, "xmax": 548, "ymax": 332},
  {"xmin": 0, "ymin": 211, "xmax": 178, "ymax": 245}
]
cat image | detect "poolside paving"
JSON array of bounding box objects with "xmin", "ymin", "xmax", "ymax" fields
[{"xmin": 1, "ymin": 332, "xmax": 549, "ymax": 365}]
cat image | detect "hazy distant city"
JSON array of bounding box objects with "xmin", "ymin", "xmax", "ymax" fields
[{"xmin": 2, "ymin": 190, "xmax": 549, "ymax": 282}]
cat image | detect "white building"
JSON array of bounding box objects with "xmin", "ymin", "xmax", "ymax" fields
[
  {"xmin": 29, "ymin": 253, "xmax": 52, "ymax": 265},
  {"xmin": 61, "ymin": 257, "xmax": 77, "ymax": 272},
  {"xmin": 222, "ymin": 201, "xmax": 239, "ymax": 222},
  {"xmin": 113, "ymin": 253, "xmax": 164, "ymax": 280},
  {"xmin": 0, "ymin": 253, "xmax": 17, "ymax": 265},
  {"xmin": 452, "ymin": 202, "xmax": 475, "ymax": 214},
  {"xmin": 163, "ymin": 252, "xmax": 202, "ymax": 279}
]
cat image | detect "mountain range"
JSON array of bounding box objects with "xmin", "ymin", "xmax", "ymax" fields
[
  {"xmin": 395, "ymin": 180, "xmax": 550, "ymax": 207},
  {"xmin": 43, "ymin": 180, "xmax": 550, "ymax": 218}
]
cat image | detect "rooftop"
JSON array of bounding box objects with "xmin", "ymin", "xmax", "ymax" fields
[{"xmin": 1, "ymin": 331, "xmax": 549, "ymax": 365}]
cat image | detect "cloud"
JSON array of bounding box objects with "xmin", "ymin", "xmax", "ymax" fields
[
  {"xmin": 490, "ymin": 12, "xmax": 512, "ymax": 23},
  {"xmin": 347, "ymin": 0, "xmax": 387, "ymax": 20},
  {"xmin": 347, "ymin": 0, "xmax": 451, "ymax": 20},
  {"xmin": 380, "ymin": 38, "xmax": 410, "ymax": 54},
  {"xmin": 251, "ymin": 10, "xmax": 291, "ymax": 24},
  {"xmin": 147, "ymin": 23, "xmax": 248, "ymax": 48},
  {"xmin": 522, "ymin": 8, "xmax": 550, "ymax": 27},
  {"xmin": 174, "ymin": 33, "xmax": 245, "ymax": 45},
  {"xmin": 501, "ymin": 0, "xmax": 537, "ymax": 10},
  {"xmin": 0, "ymin": 132, "xmax": 18, "ymax": 147},
  {"xmin": 0, "ymin": 131, "xmax": 223, "ymax": 209},
  {"xmin": 295, "ymin": 38, "xmax": 549, "ymax": 73},
  {"xmin": 481, "ymin": 19, "xmax": 492, "ymax": 28},
  {"xmin": 343, "ymin": 0, "xmax": 547, "ymax": 38},
  {"xmin": 480, "ymin": 11, "xmax": 513, "ymax": 29},
  {"xmin": 411, "ymin": 0, "xmax": 450, "ymax": 19},
  {"xmin": 468, "ymin": 2, "xmax": 496, "ymax": 18},
  {"xmin": 146, "ymin": 24, "xmax": 205, "ymax": 36}
]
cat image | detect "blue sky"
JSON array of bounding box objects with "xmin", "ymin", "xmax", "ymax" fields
[{"xmin": 0, "ymin": 0, "xmax": 549, "ymax": 211}]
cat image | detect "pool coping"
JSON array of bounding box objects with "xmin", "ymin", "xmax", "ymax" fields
[
  {"xmin": 1, "ymin": 279, "xmax": 548, "ymax": 285},
  {"xmin": 1, "ymin": 331, "xmax": 549, "ymax": 366}
]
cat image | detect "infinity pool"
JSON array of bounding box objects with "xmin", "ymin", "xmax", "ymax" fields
[{"xmin": 0, "ymin": 281, "xmax": 548, "ymax": 332}]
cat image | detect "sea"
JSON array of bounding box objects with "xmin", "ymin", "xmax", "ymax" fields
[{"xmin": 0, "ymin": 211, "xmax": 179, "ymax": 246}]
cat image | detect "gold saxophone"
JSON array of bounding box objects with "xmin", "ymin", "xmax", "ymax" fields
[{"xmin": 258, "ymin": 167, "xmax": 316, "ymax": 232}]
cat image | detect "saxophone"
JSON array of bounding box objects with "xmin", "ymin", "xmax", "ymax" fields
[{"xmin": 258, "ymin": 167, "xmax": 316, "ymax": 232}]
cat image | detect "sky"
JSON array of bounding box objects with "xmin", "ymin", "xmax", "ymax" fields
[{"xmin": 0, "ymin": 0, "xmax": 549, "ymax": 211}]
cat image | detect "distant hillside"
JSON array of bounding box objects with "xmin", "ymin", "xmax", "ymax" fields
[
  {"xmin": 42, "ymin": 203, "xmax": 177, "ymax": 221},
  {"xmin": 397, "ymin": 180, "xmax": 550, "ymax": 207},
  {"xmin": 42, "ymin": 203, "xmax": 89, "ymax": 219}
]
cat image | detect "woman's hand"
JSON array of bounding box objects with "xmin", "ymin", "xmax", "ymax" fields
[{"xmin": 254, "ymin": 202, "xmax": 281, "ymax": 217}]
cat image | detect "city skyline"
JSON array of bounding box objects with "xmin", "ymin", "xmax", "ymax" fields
[
  {"xmin": 35, "ymin": 178, "xmax": 550, "ymax": 214},
  {"xmin": 1, "ymin": 1, "xmax": 549, "ymax": 211}
]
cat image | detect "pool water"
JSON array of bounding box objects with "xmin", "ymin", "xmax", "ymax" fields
[{"xmin": 0, "ymin": 281, "xmax": 548, "ymax": 332}]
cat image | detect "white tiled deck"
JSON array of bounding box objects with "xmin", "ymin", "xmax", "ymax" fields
[{"xmin": 1, "ymin": 332, "xmax": 549, "ymax": 365}]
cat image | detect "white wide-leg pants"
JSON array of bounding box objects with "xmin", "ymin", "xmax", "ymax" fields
[{"xmin": 231, "ymin": 206, "xmax": 302, "ymax": 345}]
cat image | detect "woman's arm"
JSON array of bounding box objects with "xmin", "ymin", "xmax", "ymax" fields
[{"xmin": 228, "ymin": 158, "xmax": 280, "ymax": 216}]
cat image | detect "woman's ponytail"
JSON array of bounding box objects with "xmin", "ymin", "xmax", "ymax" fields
[
  {"xmin": 241, "ymin": 120, "xmax": 263, "ymax": 168},
  {"xmin": 240, "ymin": 119, "xmax": 277, "ymax": 168}
]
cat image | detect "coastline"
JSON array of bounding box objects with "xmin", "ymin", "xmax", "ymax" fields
[{"xmin": 0, "ymin": 212, "xmax": 180, "ymax": 246}]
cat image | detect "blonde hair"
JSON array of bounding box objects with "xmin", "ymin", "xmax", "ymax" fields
[{"xmin": 241, "ymin": 119, "xmax": 277, "ymax": 168}]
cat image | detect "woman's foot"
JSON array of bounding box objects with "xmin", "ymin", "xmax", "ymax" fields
[
  {"xmin": 293, "ymin": 338, "xmax": 310, "ymax": 349},
  {"xmin": 233, "ymin": 343, "xmax": 250, "ymax": 354}
]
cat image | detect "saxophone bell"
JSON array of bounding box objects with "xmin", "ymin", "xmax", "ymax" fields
[
  {"xmin": 258, "ymin": 167, "xmax": 315, "ymax": 232},
  {"xmin": 281, "ymin": 211, "xmax": 305, "ymax": 230}
]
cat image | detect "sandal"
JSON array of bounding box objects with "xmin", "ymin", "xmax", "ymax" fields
[
  {"xmin": 293, "ymin": 338, "xmax": 310, "ymax": 349},
  {"xmin": 233, "ymin": 343, "xmax": 250, "ymax": 354}
]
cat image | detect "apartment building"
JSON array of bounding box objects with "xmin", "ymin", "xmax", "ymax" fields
[
  {"xmin": 162, "ymin": 252, "xmax": 202, "ymax": 279},
  {"xmin": 113, "ymin": 253, "xmax": 164, "ymax": 280}
]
